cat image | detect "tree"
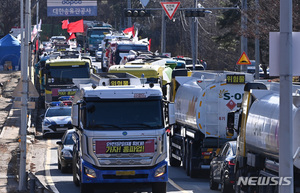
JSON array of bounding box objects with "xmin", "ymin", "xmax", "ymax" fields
[{"xmin": 0, "ymin": 0, "xmax": 20, "ymax": 36}]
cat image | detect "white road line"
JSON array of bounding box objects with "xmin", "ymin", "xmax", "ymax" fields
[
  {"xmin": 45, "ymin": 139, "xmax": 59, "ymax": 193},
  {"xmin": 168, "ymin": 178, "xmax": 193, "ymax": 193}
]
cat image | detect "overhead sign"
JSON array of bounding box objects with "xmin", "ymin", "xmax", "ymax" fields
[
  {"xmin": 47, "ymin": 0, "xmax": 97, "ymax": 17},
  {"xmin": 160, "ymin": 2, "xmax": 180, "ymax": 20},
  {"xmin": 140, "ymin": 0, "xmax": 150, "ymax": 7},
  {"xmin": 236, "ymin": 52, "xmax": 251, "ymax": 65},
  {"xmin": 12, "ymin": 78, "xmax": 39, "ymax": 98}
]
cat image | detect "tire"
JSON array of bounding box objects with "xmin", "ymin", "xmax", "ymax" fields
[
  {"xmin": 152, "ymin": 182, "xmax": 167, "ymax": 193},
  {"xmin": 209, "ymin": 168, "xmax": 219, "ymax": 190},
  {"xmin": 221, "ymin": 172, "xmax": 232, "ymax": 193},
  {"xmin": 57, "ymin": 158, "xmax": 61, "ymax": 170},
  {"xmin": 80, "ymin": 183, "xmax": 93, "ymax": 193},
  {"xmin": 169, "ymin": 136, "xmax": 181, "ymax": 167},
  {"xmin": 73, "ymin": 153, "xmax": 80, "ymax": 187}
]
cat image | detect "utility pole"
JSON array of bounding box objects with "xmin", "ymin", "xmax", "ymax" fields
[
  {"xmin": 279, "ymin": 0, "xmax": 293, "ymax": 192},
  {"xmin": 127, "ymin": 0, "xmax": 132, "ymax": 27},
  {"xmin": 161, "ymin": 0, "xmax": 166, "ymax": 53},
  {"xmin": 240, "ymin": 0, "xmax": 248, "ymax": 72},
  {"xmin": 19, "ymin": 0, "xmax": 29, "ymax": 191},
  {"xmin": 192, "ymin": 0, "xmax": 198, "ymax": 70},
  {"xmin": 254, "ymin": 0, "xmax": 259, "ymax": 79}
]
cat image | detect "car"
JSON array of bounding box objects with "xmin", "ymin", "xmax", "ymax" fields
[
  {"xmin": 41, "ymin": 105, "xmax": 73, "ymax": 137},
  {"xmin": 95, "ymin": 47, "xmax": 102, "ymax": 62},
  {"xmin": 56, "ymin": 129, "xmax": 75, "ymax": 173},
  {"xmin": 209, "ymin": 141, "xmax": 236, "ymax": 193}
]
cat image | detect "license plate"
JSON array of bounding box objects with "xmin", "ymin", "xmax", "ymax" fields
[{"xmin": 116, "ymin": 171, "xmax": 135, "ymax": 176}]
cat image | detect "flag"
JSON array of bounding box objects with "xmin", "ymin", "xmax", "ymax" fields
[
  {"xmin": 61, "ymin": 19, "xmax": 69, "ymax": 29},
  {"xmin": 67, "ymin": 19, "xmax": 84, "ymax": 33},
  {"xmin": 148, "ymin": 39, "xmax": 151, "ymax": 51},
  {"xmin": 67, "ymin": 33, "xmax": 76, "ymax": 41},
  {"xmin": 123, "ymin": 25, "xmax": 135, "ymax": 37}
]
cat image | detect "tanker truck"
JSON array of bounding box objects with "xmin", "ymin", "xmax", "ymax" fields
[
  {"xmin": 227, "ymin": 82, "xmax": 300, "ymax": 192},
  {"xmin": 167, "ymin": 71, "xmax": 254, "ymax": 177}
]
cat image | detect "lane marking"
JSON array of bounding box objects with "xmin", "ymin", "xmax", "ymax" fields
[
  {"xmin": 168, "ymin": 178, "xmax": 191, "ymax": 193},
  {"xmin": 45, "ymin": 139, "xmax": 59, "ymax": 193}
]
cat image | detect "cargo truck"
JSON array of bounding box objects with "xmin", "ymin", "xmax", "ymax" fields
[
  {"xmin": 167, "ymin": 71, "xmax": 254, "ymax": 178},
  {"xmin": 227, "ymin": 82, "xmax": 300, "ymax": 192},
  {"xmin": 71, "ymin": 73, "xmax": 168, "ymax": 193}
]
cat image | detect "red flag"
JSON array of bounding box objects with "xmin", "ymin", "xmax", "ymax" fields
[
  {"xmin": 67, "ymin": 19, "xmax": 84, "ymax": 33},
  {"xmin": 36, "ymin": 39, "xmax": 39, "ymax": 51},
  {"xmin": 68, "ymin": 33, "xmax": 76, "ymax": 41},
  {"xmin": 61, "ymin": 19, "xmax": 69, "ymax": 29},
  {"xmin": 123, "ymin": 25, "xmax": 135, "ymax": 37},
  {"xmin": 148, "ymin": 39, "xmax": 151, "ymax": 51}
]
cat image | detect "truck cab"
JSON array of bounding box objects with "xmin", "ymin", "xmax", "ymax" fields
[{"xmin": 71, "ymin": 73, "xmax": 168, "ymax": 193}]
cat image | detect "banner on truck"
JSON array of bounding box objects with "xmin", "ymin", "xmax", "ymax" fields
[{"xmin": 47, "ymin": 0, "xmax": 97, "ymax": 17}]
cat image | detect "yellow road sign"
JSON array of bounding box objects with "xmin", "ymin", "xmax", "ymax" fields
[{"xmin": 237, "ymin": 52, "xmax": 251, "ymax": 65}]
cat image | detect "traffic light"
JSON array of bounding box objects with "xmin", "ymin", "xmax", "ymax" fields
[
  {"xmin": 185, "ymin": 10, "xmax": 205, "ymax": 17},
  {"xmin": 124, "ymin": 9, "xmax": 151, "ymax": 17}
]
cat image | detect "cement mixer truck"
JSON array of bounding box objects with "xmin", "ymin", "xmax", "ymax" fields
[
  {"xmin": 167, "ymin": 71, "xmax": 254, "ymax": 177},
  {"xmin": 227, "ymin": 82, "xmax": 300, "ymax": 192}
]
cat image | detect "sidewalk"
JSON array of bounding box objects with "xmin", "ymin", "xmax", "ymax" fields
[{"xmin": 0, "ymin": 71, "xmax": 35, "ymax": 193}]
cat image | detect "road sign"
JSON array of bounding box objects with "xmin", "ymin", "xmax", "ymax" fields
[
  {"xmin": 237, "ymin": 52, "xmax": 251, "ymax": 65},
  {"xmin": 12, "ymin": 78, "xmax": 39, "ymax": 98},
  {"xmin": 160, "ymin": 2, "xmax": 180, "ymax": 20},
  {"xmin": 140, "ymin": 0, "xmax": 149, "ymax": 7}
]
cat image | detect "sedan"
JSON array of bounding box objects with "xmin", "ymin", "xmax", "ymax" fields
[
  {"xmin": 95, "ymin": 47, "xmax": 102, "ymax": 62},
  {"xmin": 56, "ymin": 129, "xmax": 75, "ymax": 173},
  {"xmin": 209, "ymin": 141, "xmax": 236, "ymax": 193},
  {"xmin": 41, "ymin": 106, "xmax": 73, "ymax": 137}
]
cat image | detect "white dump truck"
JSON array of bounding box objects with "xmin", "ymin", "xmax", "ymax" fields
[
  {"xmin": 71, "ymin": 73, "xmax": 168, "ymax": 193},
  {"xmin": 227, "ymin": 82, "xmax": 300, "ymax": 192},
  {"xmin": 167, "ymin": 71, "xmax": 254, "ymax": 177}
]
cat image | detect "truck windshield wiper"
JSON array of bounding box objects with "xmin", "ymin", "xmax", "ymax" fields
[
  {"xmin": 89, "ymin": 124, "xmax": 123, "ymax": 130},
  {"xmin": 122, "ymin": 123, "xmax": 155, "ymax": 128}
]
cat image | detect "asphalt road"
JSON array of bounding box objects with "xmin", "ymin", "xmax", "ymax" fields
[{"xmin": 43, "ymin": 138, "xmax": 220, "ymax": 193}]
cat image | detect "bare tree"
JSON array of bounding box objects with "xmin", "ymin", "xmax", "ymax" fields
[{"xmin": 0, "ymin": 0, "xmax": 20, "ymax": 35}]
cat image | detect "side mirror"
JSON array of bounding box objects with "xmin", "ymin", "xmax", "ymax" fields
[
  {"xmin": 168, "ymin": 103, "xmax": 175, "ymax": 125},
  {"xmin": 56, "ymin": 141, "xmax": 62, "ymax": 145},
  {"xmin": 71, "ymin": 104, "xmax": 79, "ymax": 127}
]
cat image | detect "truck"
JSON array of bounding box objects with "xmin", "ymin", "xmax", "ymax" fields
[
  {"xmin": 227, "ymin": 82, "xmax": 300, "ymax": 192},
  {"xmin": 42, "ymin": 57, "xmax": 92, "ymax": 107},
  {"xmin": 167, "ymin": 71, "xmax": 254, "ymax": 177},
  {"xmin": 71, "ymin": 73, "xmax": 168, "ymax": 193},
  {"xmin": 76, "ymin": 21, "xmax": 112, "ymax": 55}
]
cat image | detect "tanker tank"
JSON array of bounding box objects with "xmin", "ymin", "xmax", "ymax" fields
[{"xmin": 245, "ymin": 89, "xmax": 300, "ymax": 169}]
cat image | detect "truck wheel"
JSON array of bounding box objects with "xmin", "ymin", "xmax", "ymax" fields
[
  {"xmin": 152, "ymin": 182, "xmax": 167, "ymax": 193},
  {"xmin": 73, "ymin": 154, "xmax": 80, "ymax": 186},
  {"xmin": 209, "ymin": 168, "xmax": 218, "ymax": 190},
  {"xmin": 80, "ymin": 183, "xmax": 94, "ymax": 193},
  {"xmin": 169, "ymin": 137, "xmax": 181, "ymax": 167}
]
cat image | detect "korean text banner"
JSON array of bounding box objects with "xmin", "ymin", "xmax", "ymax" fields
[{"xmin": 47, "ymin": 0, "xmax": 97, "ymax": 17}]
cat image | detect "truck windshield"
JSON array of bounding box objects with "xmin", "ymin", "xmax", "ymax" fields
[
  {"xmin": 85, "ymin": 99, "xmax": 164, "ymax": 130},
  {"xmin": 47, "ymin": 64, "xmax": 90, "ymax": 84},
  {"xmin": 88, "ymin": 29, "xmax": 110, "ymax": 37},
  {"xmin": 117, "ymin": 45, "xmax": 148, "ymax": 53}
]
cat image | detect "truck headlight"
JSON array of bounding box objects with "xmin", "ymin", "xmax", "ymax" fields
[
  {"xmin": 84, "ymin": 166, "xmax": 96, "ymax": 178},
  {"xmin": 154, "ymin": 165, "xmax": 166, "ymax": 177}
]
